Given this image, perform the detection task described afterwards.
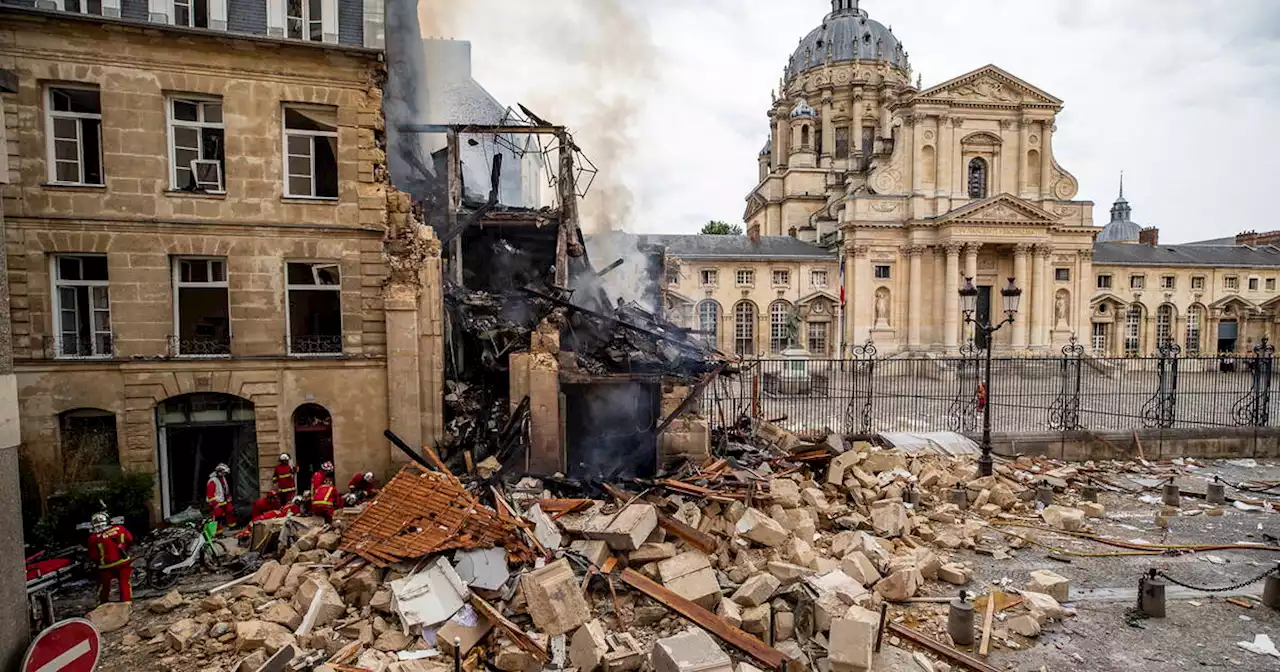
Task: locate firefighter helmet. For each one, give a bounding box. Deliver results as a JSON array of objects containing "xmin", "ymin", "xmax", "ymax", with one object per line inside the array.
[{"xmin": 90, "ymin": 512, "xmax": 109, "ymax": 533}]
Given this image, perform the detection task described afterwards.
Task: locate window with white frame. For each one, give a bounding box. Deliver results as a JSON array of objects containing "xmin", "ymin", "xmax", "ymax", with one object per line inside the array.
[
  {"xmin": 1186, "ymin": 305, "xmax": 1203, "ymax": 355},
  {"xmin": 772, "ymin": 269, "xmax": 790, "ymax": 287},
  {"xmin": 1160, "ymin": 275, "xmax": 1176, "ymax": 290},
  {"xmin": 1124, "ymin": 305, "xmax": 1142, "ymax": 356},
  {"xmin": 62, "ymin": 0, "xmax": 104, "ymax": 14},
  {"xmin": 1129, "ymin": 274, "xmax": 1145, "ymax": 290},
  {"xmin": 168, "ymin": 96, "xmax": 224, "ymax": 192},
  {"xmin": 287, "ymin": 0, "xmax": 324, "ymax": 41},
  {"xmin": 1225, "ymin": 276, "xmax": 1240, "ymax": 291},
  {"xmin": 1091, "ymin": 322, "xmax": 1107, "ymax": 355},
  {"xmin": 807, "ymin": 322, "xmax": 829, "ymax": 356},
  {"xmin": 1097, "ymin": 274, "xmax": 1112, "ymax": 290},
  {"xmin": 283, "ymin": 105, "xmax": 338, "ymax": 198},
  {"xmin": 47, "ymin": 86, "xmax": 103, "ymax": 186},
  {"xmin": 733, "ymin": 301, "xmax": 756, "ymax": 356},
  {"xmin": 53, "ymin": 255, "xmax": 111, "ymax": 358},
  {"xmin": 173, "ymin": 257, "xmax": 230, "ymax": 356},
  {"xmin": 697, "ymin": 300, "xmax": 719, "ymax": 346},
  {"xmin": 1269, "ymin": 278, "xmax": 1277, "ymax": 292},
  {"xmin": 1192, "ymin": 276, "xmax": 1205, "ymax": 290},
  {"xmin": 1249, "ymin": 277, "xmax": 1260, "ymax": 291},
  {"xmin": 1156, "ymin": 304, "xmax": 1173, "ymax": 346},
  {"xmin": 736, "ymin": 269, "xmax": 755, "ymax": 287},
  {"xmin": 810, "ymin": 270, "xmax": 828, "ymax": 288},
  {"xmin": 769, "ymin": 301, "xmax": 794, "ymax": 353},
  {"xmin": 699, "ymin": 269, "xmax": 717, "ymax": 287},
  {"xmin": 173, "ymin": 0, "xmax": 210, "ymax": 27},
  {"xmin": 286, "ymin": 262, "xmax": 342, "ymax": 354}
]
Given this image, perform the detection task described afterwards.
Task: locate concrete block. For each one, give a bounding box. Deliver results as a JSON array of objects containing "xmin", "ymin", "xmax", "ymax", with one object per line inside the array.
[
  {"xmin": 938, "ymin": 563, "xmax": 971, "ymax": 585},
  {"xmin": 1081, "ymin": 502, "xmax": 1105, "ymax": 518},
  {"xmin": 631, "ymin": 542, "xmax": 677, "ymax": 563},
  {"xmin": 873, "ymin": 568, "xmax": 922, "ymax": 602},
  {"xmin": 570, "ymin": 539, "xmax": 612, "ymax": 568},
  {"xmin": 768, "ymin": 561, "xmax": 815, "ymax": 585},
  {"xmin": 840, "ymin": 552, "xmax": 880, "ymax": 587},
  {"xmin": 731, "ymin": 573, "xmax": 780, "ymax": 607},
  {"xmin": 805, "ymin": 569, "xmax": 868, "ymax": 607},
  {"xmin": 1021, "ymin": 591, "xmax": 1066, "ymax": 621},
  {"xmin": 651, "ymin": 628, "xmax": 733, "ymax": 672},
  {"xmin": 870, "ymin": 501, "xmax": 908, "ymax": 538},
  {"xmin": 658, "ymin": 551, "xmax": 721, "ymax": 609},
  {"xmin": 740, "ymin": 604, "xmax": 771, "ymax": 635},
  {"xmin": 716, "ymin": 598, "xmax": 743, "ymax": 627},
  {"xmin": 828, "ymin": 606, "xmax": 879, "ymax": 671},
  {"xmin": 584, "ymin": 503, "xmax": 659, "ymax": 551},
  {"xmin": 1040, "ymin": 505, "xmax": 1085, "ymax": 531},
  {"xmin": 1026, "ymin": 569, "xmax": 1070, "ymax": 602},
  {"xmin": 570, "ymin": 619, "xmax": 609, "ymax": 672},
  {"xmin": 736, "ymin": 508, "xmax": 790, "ymax": 546},
  {"xmin": 521, "ymin": 558, "xmax": 591, "ymax": 636}
]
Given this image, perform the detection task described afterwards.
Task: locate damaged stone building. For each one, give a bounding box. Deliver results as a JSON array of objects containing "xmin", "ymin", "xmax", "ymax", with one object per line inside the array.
[{"xmin": 0, "ymin": 1, "xmax": 449, "ymax": 520}]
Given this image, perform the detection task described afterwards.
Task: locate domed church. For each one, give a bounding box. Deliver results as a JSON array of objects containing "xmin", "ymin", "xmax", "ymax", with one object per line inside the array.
[{"xmin": 745, "ymin": 0, "xmax": 1098, "ymax": 353}]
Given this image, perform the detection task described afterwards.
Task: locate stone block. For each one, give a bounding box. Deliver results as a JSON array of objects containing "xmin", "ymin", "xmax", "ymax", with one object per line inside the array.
[
  {"xmin": 374, "ymin": 630, "xmax": 413, "ymax": 652},
  {"xmin": 570, "ymin": 619, "xmax": 609, "ymax": 672},
  {"xmin": 784, "ymin": 537, "xmax": 816, "ymax": 568},
  {"xmin": 631, "ymin": 542, "xmax": 677, "ymax": 564},
  {"xmin": 292, "ymin": 576, "xmax": 345, "ymax": 627},
  {"xmin": 1021, "ymin": 591, "xmax": 1066, "ymax": 622},
  {"xmin": 1007, "ymin": 614, "xmax": 1041, "ymax": 637},
  {"xmin": 235, "ymin": 620, "xmax": 291, "ymax": 653},
  {"xmin": 262, "ymin": 563, "xmax": 291, "ymax": 595},
  {"xmin": 651, "ymin": 628, "xmax": 733, "ymax": 672},
  {"xmin": 775, "ymin": 611, "xmax": 795, "ymax": 641},
  {"xmin": 658, "ymin": 551, "xmax": 721, "ymax": 609},
  {"xmin": 912, "ymin": 548, "xmax": 941, "ymax": 580},
  {"xmin": 263, "ymin": 602, "xmax": 302, "ymax": 630},
  {"xmin": 87, "ymin": 602, "xmax": 132, "ymax": 634},
  {"xmin": 840, "ymin": 552, "xmax": 880, "ymax": 587},
  {"xmin": 827, "ymin": 451, "xmax": 863, "ymax": 487},
  {"xmin": 495, "ymin": 643, "xmax": 543, "ymax": 672},
  {"xmin": 805, "ymin": 569, "xmax": 868, "ymax": 607},
  {"xmin": 862, "ymin": 451, "xmax": 906, "ymax": 474},
  {"xmin": 1026, "ymin": 569, "xmax": 1070, "ymax": 602},
  {"xmin": 1081, "ymin": 502, "xmax": 1105, "ymax": 518},
  {"xmin": 870, "ymin": 501, "xmax": 907, "ymax": 538},
  {"xmin": 716, "ymin": 598, "xmax": 743, "ymax": 627},
  {"xmin": 731, "ymin": 573, "xmax": 780, "ymax": 607},
  {"xmin": 583, "ymin": 503, "xmax": 658, "ymax": 551},
  {"xmin": 828, "ymin": 606, "xmax": 879, "ymax": 671},
  {"xmin": 521, "ymin": 558, "xmax": 591, "ymax": 636},
  {"xmin": 873, "ymin": 568, "xmax": 922, "ymax": 602},
  {"xmin": 740, "ymin": 604, "xmax": 771, "ymax": 635},
  {"xmin": 603, "ymin": 632, "xmax": 645, "ymax": 672},
  {"xmin": 767, "ymin": 561, "xmax": 815, "ymax": 585},
  {"xmin": 1040, "ymin": 505, "xmax": 1085, "ymax": 531},
  {"xmin": 938, "ymin": 564, "xmax": 971, "ymax": 586},
  {"xmin": 735, "ymin": 508, "xmax": 789, "ymax": 547},
  {"xmin": 770, "ymin": 478, "xmax": 802, "ymax": 508},
  {"xmin": 150, "ymin": 589, "xmax": 184, "ymax": 614},
  {"xmin": 570, "ymin": 540, "xmax": 612, "ymax": 568},
  {"xmin": 801, "ymin": 488, "xmax": 829, "ymax": 510}
]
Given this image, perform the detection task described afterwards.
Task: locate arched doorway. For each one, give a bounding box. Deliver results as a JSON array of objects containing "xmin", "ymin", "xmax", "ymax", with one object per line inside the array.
[
  {"xmin": 292, "ymin": 403, "xmax": 333, "ymax": 494},
  {"xmin": 156, "ymin": 393, "xmax": 257, "ymax": 519}
]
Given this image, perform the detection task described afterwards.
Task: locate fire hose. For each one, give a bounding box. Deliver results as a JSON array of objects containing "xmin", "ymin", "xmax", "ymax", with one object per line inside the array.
[{"xmin": 989, "ymin": 521, "xmax": 1280, "ymax": 554}]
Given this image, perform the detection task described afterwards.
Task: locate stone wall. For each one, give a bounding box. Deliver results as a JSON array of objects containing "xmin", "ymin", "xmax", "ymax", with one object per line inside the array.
[{"xmin": 990, "ymin": 428, "xmax": 1280, "ymax": 462}]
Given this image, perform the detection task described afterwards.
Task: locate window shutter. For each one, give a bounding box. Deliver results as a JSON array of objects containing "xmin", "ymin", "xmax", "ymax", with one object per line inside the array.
[
  {"xmin": 321, "ymin": 0, "xmax": 338, "ymax": 43},
  {"xmin": 101, "ymin": 0, "xmax": 121, "ymax": 17},
  {"xmin": 148, "ymin": 0, "xmax": 169, "ymax": 23},
  {"xmin": 208, "ymin": 0, "xmax": 227, "ymax": 30},
  {"xmin": 266, "ymin": 0, "xmax": 286, "ymax": 37}
]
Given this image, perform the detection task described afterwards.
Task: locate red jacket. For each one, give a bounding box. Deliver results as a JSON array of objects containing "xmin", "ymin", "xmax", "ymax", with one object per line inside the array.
[
  {"xmin": 251, "ymin": 494, "xmax": 281, "ymax": 519},
  {"xmin": 313, "ymin": 483, "xmax": 338, "ymax": 509},
  {"xmin": 348, "ymin": 473, "xmax": 377, "ymax": 494},
  {"xmin": 273, "ymin": 463, "xmax": 297, "ymax": 493},
  {"xmin": 252, "ymin": 503, "xmax": 301, "ymax": 523},
  {"xmin": 311, "ymin": 471, "xmax": 328, "ymax": 492},
  {"xmin": 88, "ymin": 525, "xmax": 133, "ymax": 569}
]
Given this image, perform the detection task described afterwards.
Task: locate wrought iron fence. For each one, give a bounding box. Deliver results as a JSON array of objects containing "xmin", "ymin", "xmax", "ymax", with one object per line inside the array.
[{"xmin": 703, "ymin": 337, "xmax": 1280, "ymax": 439}]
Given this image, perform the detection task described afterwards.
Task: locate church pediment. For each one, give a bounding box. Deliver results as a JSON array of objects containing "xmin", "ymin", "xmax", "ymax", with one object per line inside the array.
[
  {"xmin": 915, "ymin": 65, "xmax": 1062, "ymax": 107},
  {"xmin": 665, "ymin": 289, "xmax": 696, "ymax": 306},
  {"xmin": 934, "ymin": 194, "xmax": 1059, "ymax": 225}
]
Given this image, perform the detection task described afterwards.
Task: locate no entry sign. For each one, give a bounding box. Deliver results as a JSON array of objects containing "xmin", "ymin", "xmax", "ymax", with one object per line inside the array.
[{"xmin": 22, "ymin": 618, "xmax": 101, "ymax": 672}]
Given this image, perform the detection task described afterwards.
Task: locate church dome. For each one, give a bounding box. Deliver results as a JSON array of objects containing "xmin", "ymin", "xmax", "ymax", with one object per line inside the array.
[
  {"xmin": 1097, "ymin": 179, "xmax": 1141, "ymax": 243},
  {"xmin": 786, "ymin": 1, "xmax": 909, "ymax": 79}
]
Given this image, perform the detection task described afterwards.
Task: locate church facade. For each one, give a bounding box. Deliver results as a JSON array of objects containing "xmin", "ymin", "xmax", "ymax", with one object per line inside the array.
[{"xmin": 746, "ymin": 0, "xmax": 1098, "ymax": 353}]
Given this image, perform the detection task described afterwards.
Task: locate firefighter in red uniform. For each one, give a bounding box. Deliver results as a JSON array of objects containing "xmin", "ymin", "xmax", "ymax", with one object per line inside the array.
[
  {"xmin": 250, "ymin": 489, "xmax": 281, "ymax": 520},
  {"xmin": 312, "ymin": 476, "xmax": 338, "ymax": 523},
  {"xmin": 311, "ymin": 460, "xmax": 334, "ymax": 494},
  {"xmin": 206, "ymin": 463, "xmax": 235, "ymax": 530},
  {"xmin": 87, "ymin": 512, "xmax": 133, "ymax": 603},
  {"xmin": 272, "ymin": 453, "xmax": 297, "ymax": 501},
  {"xmin": 347, "ymin": 471, "xmax": 379, "ymax": 502}
]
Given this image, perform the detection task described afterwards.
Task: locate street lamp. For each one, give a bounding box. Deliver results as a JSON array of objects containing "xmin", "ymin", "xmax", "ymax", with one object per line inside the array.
[{"xmin": 959, "ymin": 276, "xmax": 1022, "ymax": 476}]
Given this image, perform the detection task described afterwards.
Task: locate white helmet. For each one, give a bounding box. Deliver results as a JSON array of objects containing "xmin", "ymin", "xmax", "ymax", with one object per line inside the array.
[
  {"xmin": 215, "ymin": 463, "xmax": 230, "ymax": 475},
  {"xmin": 90, "ymin": 512, "xmax": 109, "ymax": 534},
  {"xmin": 320, "ymin": 461, "xmax": 334, "ymax": 472},
  {"xmin": 364, "ymin": 471, "xmax": 374, "ymax": 482},
  {"xmin": 278, "ymin": 453, "xmax": 291, "ymax": 463}
]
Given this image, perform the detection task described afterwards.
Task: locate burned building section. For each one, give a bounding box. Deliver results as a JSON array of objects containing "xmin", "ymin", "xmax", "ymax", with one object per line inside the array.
[{"xmin": 412, "ymin": 118, "xmax": 723, "ymax": 481}]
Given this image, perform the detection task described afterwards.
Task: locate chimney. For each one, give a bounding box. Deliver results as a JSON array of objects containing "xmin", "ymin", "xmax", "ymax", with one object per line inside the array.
[
  {"xmin": 1138, "ymin": 227, "xmax": 1159, "ymax": 246},
  {"xmin": 748, "ymin": 224, "xmax": 761, "ymax": 244},
  {"xmin": 1237, "ymin": 230, "xmax": 1260, "ymax": 246}
]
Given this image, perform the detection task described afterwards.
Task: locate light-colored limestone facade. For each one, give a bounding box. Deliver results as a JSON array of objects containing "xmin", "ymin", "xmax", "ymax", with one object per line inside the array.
[
  {"xmin": 1, "ymin": 4, "xmax": 443, "ymax": 518},
  {"xmin": 745, "ymin": 1, "xmax": 1097, "ymax": 354},
  {"xmin": 655, "ymin": 235, "xmax": 840, "ymax": 357}
]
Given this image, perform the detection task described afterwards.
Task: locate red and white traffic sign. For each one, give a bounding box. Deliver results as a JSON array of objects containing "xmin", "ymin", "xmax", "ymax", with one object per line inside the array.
[{"xmin": 22, "ymin": 618, "xmax": 101, "ymax": 672}]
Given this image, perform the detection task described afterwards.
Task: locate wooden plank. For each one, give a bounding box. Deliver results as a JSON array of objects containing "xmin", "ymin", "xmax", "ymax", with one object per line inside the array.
[
  {"xmin": 619, "ymin": 568, "xmax": 784, "ymax": 670},
  {"xmin": 978, "ymin": 590, "xmax": 996, "ymax": 656},
  {"xmin": 656, "ymin": 511, "xmax": 719, "ymax": 555},
  {"xmin": 887, "ymin": 622, "xmax": 1001, "ymax": 672},
  {"xmin": 471, "ymin": 594, "xmax": 550, "ymax": 662}
]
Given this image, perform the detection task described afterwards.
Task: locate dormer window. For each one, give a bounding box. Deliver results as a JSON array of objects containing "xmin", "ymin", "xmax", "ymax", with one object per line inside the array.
[
  {"xmin": 173, "ymin": 0, "xmax": 210, "ymax": 28},
  {"xmin": 287, "ymin": 0, "xmax": 323, "ymax": 41},
  {"xmin": 62, "ymin": 0, "xmax": 103, "ymax": 14}
]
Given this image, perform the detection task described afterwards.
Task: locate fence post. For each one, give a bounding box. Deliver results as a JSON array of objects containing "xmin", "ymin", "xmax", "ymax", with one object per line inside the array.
[
  {"xmin": 948, "ymin": 339, "xmax": 981, "ymax": 433},
  {"xmin": 1049, "ymin": 335, "xmax": 1084, "ymax": 431},
  {"xmin": 1143, "ymin": 340, "xmax": 1180, "ymax": 429},
  {"xmin": 845, "ymin": 340, "xmax": 877, "ymax": 436},
  {"xmin": 1234, "ymin": 336, "xmax": 1275, "ymax": 428}
]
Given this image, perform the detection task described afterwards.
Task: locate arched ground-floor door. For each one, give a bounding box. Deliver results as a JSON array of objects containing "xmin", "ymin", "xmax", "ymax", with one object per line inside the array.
[
  {"xmin": 292, "ymin": 403, "xmax": 333, "ymax": 496},
  {"xmin": 156, "ymin": 393, "xmax": 257, "ymax": 520}
]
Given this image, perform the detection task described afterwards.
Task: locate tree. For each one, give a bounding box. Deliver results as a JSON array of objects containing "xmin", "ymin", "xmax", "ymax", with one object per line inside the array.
[{"xmin": 700, "ymin": 220, "xmax": 743, "ymax": 235}]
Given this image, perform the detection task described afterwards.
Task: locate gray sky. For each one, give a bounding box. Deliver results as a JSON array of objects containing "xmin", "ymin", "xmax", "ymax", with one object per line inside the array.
[{"xmin": 423, "ymin": 0, "xmax": 1280, "ymax": 244}]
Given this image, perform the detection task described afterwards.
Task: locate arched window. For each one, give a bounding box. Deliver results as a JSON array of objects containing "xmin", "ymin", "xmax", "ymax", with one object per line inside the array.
[
  {"xmin": 801, "ymin": 125, "xmax": 810, "ymax": 148},
  {"xmin": 1186, "ymin": 305, "xmax": 1204, "ymax": 354},
  {"xmin": 770, "ymin": 301, "xmax": 794, "ymax": 353},
  {"xmin": 58, "ymin": 408, "xmax": 119, "ymax": 483},
  {"xmin": 733, "ymin": 301, "xmax": 757, "ymax": 356},
  {"xmin": 1124, "ymin": 305, "xmax": 1143, "ymax": 356},
  {"xmin": 967, "ymin": 157, "xmax": 988, "ymax": 199},
  {"xmin": 1156, "ymin": 304, "xmax": 1174, "ymax": 347},
  {"xmin": 697, "ymin": 300, "xmax": 720, "ymax": 346}
]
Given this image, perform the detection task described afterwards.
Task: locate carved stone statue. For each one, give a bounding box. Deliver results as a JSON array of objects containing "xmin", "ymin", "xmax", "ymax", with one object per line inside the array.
[
  {"xmin": 1054, "ymin": 294, "xmax": 1067, "ymax": 325},
  {"xmin": 874, "ymin": 290, "xmax": 889, "ymax": 326}
]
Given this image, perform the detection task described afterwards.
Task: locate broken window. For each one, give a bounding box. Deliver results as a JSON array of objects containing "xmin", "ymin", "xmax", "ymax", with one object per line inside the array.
[
  {"xmin": 770, "ymin": 300, "xmax": 794, "ymax": 353},
  {"xmin": 807, "ymin": 321, "xmax": 829, "ymax": 356},
  {"xmin": 283, "ymin": 105, "xmax": 338, "ymax": 198},
  {"xmin": 53, "ymin": 255, "xmax": 112, "ymax": 358},
  {"xmin": 58, "ymin": 408, "xmax": 119, "ymax": 482},
  {"xmin": 697, "ymin": 300, "xmax": 719, "ymax": 346},
  {"xmin": 286, "ymin": 261, "xmax": 342, "ymax": 355},
  {"xmin": 173, "ymin": 257, "xmax": 230, "ymax": 356},
  {"xmin": 173, "ymin": 0, "xmax": 209, "ymax": 27},
  {"xmin": 169, "ymin": 97, "xmax": 224, "ymax": 192},
  {"xmin": 699, "ymin": 269, "xmax": 717, "ymax": 287},
  {"xmin": 835, "ymin": 127, "xmax": 849, "ymax": 159},
  {"xmin": 47, "ymin": 86, "xmax": 103, "ymax": 185},
  {"xmin": 287, "ymin": 0, "xmax": 323, "ymax": 40},
  {"xmin": 734, "ymin": 301, "xmax": 756, "ymax": 356}
]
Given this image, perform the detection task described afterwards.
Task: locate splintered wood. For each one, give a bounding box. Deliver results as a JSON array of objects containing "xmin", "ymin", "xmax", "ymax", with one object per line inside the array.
[{"xmin": 340, "ymin": 465, "xmax": 534, "ymax": 566}]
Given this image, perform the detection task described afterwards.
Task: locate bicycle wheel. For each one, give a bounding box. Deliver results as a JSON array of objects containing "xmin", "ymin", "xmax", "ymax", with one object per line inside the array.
[
  {"xmin": 147, "ymin": 552, "xmax": 181, "ymax": 590},
  {"xmin": 200, "ymin": 541, "xmax": 225, "ymax": 571}
]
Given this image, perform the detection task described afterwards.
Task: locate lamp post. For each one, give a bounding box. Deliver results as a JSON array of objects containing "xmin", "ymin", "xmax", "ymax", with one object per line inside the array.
[{"xmin": 959, "ymin": 276, "xmax": 1022, "ymax": 476}]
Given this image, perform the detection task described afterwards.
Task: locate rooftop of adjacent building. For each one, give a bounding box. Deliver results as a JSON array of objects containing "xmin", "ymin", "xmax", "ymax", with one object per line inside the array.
[{"xmin": 590, "ymin": 233, "xmax": 836, "ymax": 262}]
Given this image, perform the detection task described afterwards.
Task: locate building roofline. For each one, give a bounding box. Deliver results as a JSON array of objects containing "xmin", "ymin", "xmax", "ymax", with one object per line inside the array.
[
  {"xmin": 0, "ymin": 5, "xmax": 383, "ymax": 57},
  {"xmin": 670, "ymin": 254, "xmax": 837, "ymax": 261}
]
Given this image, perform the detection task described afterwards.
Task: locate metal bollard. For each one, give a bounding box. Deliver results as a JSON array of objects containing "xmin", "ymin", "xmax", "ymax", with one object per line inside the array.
[
  {"xmin": 1264, "ymin": 569, "xmax": 1280, "ymax": 610},
  {"xmin": 1206, "ymin": 477, "xmax": 1226, "ymax": 505},
  {"xmin": 949, "ymin": 487, "xmax": 969, "ymax": 510},
  {"xmin": 1036, "ymin": 485, "xmax": 1054, "ymax": 507},
  {"xmin": 948, "ymin": 590, "xmax": 975, "ymax": 646},
  {"xmin": 1140, "ymin": 570, "xmax": 1166, "ymax": 618},
  {"xmin": 1162, "ymin": 480, "xmax": 1181, "ymax": 507},
  {"xmin": 904, "ymin": 486, "xmax": 920, "ymax": 506},
  {"xmin": 1081, "ymin": 485, "xmax": 1099, "ymax": 502}
]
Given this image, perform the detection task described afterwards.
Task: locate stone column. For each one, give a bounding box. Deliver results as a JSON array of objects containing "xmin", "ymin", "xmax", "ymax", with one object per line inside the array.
[
  {"xmin": 850, "ymin": 245, "xmax": 871, "ymax": 345},
  {"xmin": 907, "ymin": 114, "xmax": 923, "ymax": 194},
  {"xmin": 1077, "ymin": 249, "xmax": 1093, "ymax": 341},
  {"xmin": 384, "ymin": 280, "xmax": 423, "ymax": 460},
  {"xmin": 1039, "ymin": 120, "xmax": 1054, "ymax": 200},
  {"xmin": 0, "ymin": 200, "xmax": 25, "ymax": 671},
  {"xmin": 821, "ymin": 93, "xmax": 835, "ymax": 167},
  {"xmin": 963, "ymin": 244, "xmax": 979, "ymax": 343},
  {"xmin": 951, "ymin": 118, "xmax": 966, "ymax": 205},
  {"xmin": 775, "ymin": 111, "xmax": 788, "ymax": 167},
  {"xmin": 1012, "ymin": 244, "xmax": 1032, "ymax": 349},
  {"xmin": 1031, "ymin": 246, "xmax": 1051, "ymax": 348},
  {"xmin": 931, "ymin": 248, "xmax": 945, "ymax": 348},
  {"xmin": 417, "ymin": 242, "xmax": 445, "ymax": 446},
  {"xmin": 943, "ymin": 243, "xmax": 962, "ymax": 349},
  {"xmin": 1018, "ymin": 117, "xmax": 1032, "ymax": 199},
  {"xmin": 938, "ymin": 115, "xmax": 953, "ymax": 201},
  {"xmin": 906, "ymin": 245, "xmax": 925, "ymax": 349}
]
